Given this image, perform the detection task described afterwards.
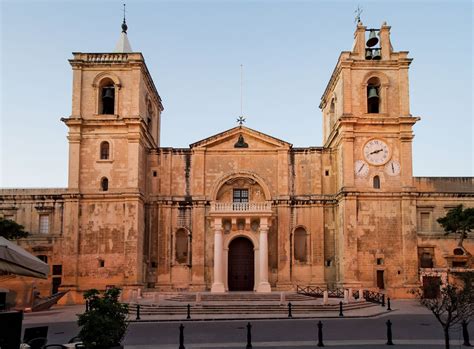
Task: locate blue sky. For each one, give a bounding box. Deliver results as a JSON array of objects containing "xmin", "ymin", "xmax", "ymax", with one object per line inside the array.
[{"xmin": 0, "ymin": 0, "xmax": 472, "ymax": 187}]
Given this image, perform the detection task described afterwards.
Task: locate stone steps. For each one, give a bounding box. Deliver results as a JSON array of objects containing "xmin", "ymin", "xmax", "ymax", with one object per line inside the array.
[
  {"xmin": 127, "ymin": 301, "xmax": 375, "ymax": 315},
  {"xmin": 158, "ymin": 292, "xmax": 317, "ymax": 303}
]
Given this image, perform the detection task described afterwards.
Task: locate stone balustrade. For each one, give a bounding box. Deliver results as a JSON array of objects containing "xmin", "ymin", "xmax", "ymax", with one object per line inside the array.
[{"xmin": 211, "ymin": 202, "xmax": 272, "ymax": 213}]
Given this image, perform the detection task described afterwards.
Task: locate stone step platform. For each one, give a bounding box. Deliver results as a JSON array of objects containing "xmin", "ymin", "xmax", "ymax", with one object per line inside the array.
[
  {"xmin": 127, "ymin": 301, "xmax": 376, "ymax": 315},
  {"xmin": 143, "ymin": 291, "xmax": 318, "ymax": 303}
]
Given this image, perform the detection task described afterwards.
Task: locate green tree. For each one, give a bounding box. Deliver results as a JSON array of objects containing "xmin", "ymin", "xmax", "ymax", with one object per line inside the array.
[
  {"xmin": 78, "ymin": 288, "xmax": 129, "ymax": 348},
  {"xmin": 0, "ymin": 217, "xmax": 29, "ymax": 240},
  {"xmin": 437, "ymin": 204, "xmax": 474, "ymax": 247}
]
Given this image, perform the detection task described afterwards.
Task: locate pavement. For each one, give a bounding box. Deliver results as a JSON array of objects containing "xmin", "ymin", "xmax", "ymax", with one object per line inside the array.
[
  {"xmin": 22, "ymin": 299, "xmax": 433, "ymax": 325},
  {"xmin": 20, "ymin": 300, "xmax": 473, "ymax": 348}
]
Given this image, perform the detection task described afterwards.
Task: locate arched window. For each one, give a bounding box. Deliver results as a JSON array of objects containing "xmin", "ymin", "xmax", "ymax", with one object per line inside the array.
[
  {"xmin": 101, "ymin": 177, "xmax": 109, "ymax": 191},
  {"xmin": 100, "ymin": 141, "xmax": 110, "ymax": 160},
  {"xmin": 99, "ymin": 78, "xmax": 115, "ymax": 115},
  {"xmin": 367, "ymin": 77, "xmax": 381, "ymax": 114},
  {"xmin": 294, "ymin": 227, "xmax": 308, "ymax": 263},
  {"xmin": 373, "ymin": 175, "xmax": 381, "ymax": 189},
  {"xmin": 175, "ymin": 229, "xmax": 189, "ymax": 264},
  {"xmin": 329, "ymin": 98, "xmax": 335, "ymax": 128}
]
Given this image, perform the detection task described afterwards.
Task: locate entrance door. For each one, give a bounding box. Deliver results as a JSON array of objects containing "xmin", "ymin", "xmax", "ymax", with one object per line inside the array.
[
  {"xmin": 228, "ymin": 237, "xmax": 254, "ymax": 291},
  {"xmin": 376, "ymin": 270, "xmax": 385, "ymax": 289},
  {"xmin": 423, "ymin": 276, "xmax": 441, "ymax": 298}
]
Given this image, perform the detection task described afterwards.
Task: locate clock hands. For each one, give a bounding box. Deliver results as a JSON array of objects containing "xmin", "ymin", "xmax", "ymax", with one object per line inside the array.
[
  {"xmin": 391, "ymin": 162, "xmax": 395, "ymax": 172},
  {"xmin": 357, "ymin": 164, "xmax": 365, "ymax": 173},
  {"xmin": 369, "ymin": 148, "xmax": 384, "ymax": 155}
]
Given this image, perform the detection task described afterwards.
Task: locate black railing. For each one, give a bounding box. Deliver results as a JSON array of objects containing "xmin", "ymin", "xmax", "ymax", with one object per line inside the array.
[
  {"xmin": 296, "ymin": 285, "xmax": 346, "ymax": 299},
  {"xmin": 363, "ymin": 290, "xmax": 385, "ymax": 305}
]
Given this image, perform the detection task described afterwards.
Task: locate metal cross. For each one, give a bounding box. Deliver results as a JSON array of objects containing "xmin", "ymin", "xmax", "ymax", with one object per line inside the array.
[
  {"xmin": 354, "ymin": 6, "xmax": 363, "ymax": 24},
  {"xmin": 237, "ymin": 115, "xmax": 246, "ymax": 126}
]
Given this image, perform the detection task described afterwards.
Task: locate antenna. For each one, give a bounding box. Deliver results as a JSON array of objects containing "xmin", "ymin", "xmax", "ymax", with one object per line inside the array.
[
  {"xmin": 123, "ymin": 3, "xmax": 126, "ymax": 22},
  {"xmin": 354, "ymin": 5, "xmax": 363, "ymax": 24},
  {"xmin": 237, "ymin": 64, "xmax": 246, "ymax": 126}
]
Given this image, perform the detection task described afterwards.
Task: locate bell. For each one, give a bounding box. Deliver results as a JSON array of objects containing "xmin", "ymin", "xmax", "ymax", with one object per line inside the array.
[
  {"xmin": 102, "ymin": 87, "xmax": 114, "ymax": 99},
  {"xmin": 372, "ymin": 49, "xmax": 381, "ymax": 60},
  {"xmin": 365, "ymin": 49, "xmax": 373, "ymax": 60},
  {"xmin": 366, "ymin": 30, "xmax": 379, "ymax": 47},
  {"xmin": 367, "ymin": 86, "xmax": 379, "ymax": 99}
]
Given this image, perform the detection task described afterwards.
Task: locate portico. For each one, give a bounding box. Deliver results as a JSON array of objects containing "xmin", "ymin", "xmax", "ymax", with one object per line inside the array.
[{"xmin": 210, "ymin": 202, "xmax": 273, "ymax": 293}]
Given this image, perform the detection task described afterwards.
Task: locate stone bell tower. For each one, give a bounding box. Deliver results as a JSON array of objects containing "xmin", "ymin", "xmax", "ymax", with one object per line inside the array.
[
  {"xmin": 60, "ymin": 18, "xmax": 163, "ymax": 301},
  {"xmin": 320, "ymin": 22, "xmax": 420, "ymax": 295}
]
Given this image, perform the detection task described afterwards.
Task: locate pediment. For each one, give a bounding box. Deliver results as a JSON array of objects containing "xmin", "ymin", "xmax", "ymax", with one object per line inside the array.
[{"xmin": 190, "ymin": 126, "xmax": 292, "ymax": 150}]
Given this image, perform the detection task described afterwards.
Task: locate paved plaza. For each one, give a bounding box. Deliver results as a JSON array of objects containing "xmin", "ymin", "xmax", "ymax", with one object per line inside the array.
[{"xmin": 21, "ymin": 300, "xmax": 473, "ymax": 348}]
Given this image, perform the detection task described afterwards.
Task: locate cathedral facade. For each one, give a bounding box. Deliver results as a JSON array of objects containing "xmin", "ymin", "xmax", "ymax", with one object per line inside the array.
[{"xmin": 1, "ymin": 22, "xmax": 473, "ymax": 306}]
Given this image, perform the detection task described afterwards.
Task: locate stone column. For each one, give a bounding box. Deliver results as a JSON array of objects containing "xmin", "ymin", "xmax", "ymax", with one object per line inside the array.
[
  {"xmin": 211, "ymin": 219, "xmax": 225, "ymax": 293},
  {"xmin": 257, "ymin": 219, "xmax": 271, "ymax": 292}
]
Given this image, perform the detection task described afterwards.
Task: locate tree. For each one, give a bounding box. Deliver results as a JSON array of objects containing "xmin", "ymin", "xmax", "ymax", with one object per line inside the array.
[
  {"xmin": 437, "ymin": 204, "xmax": 474, "ymax": 247},
  {"xmin": 0, "ymin": 217, "xmax": 29, "ymax": 240},
  {"xmin": 413, "ymin": 277, "xmax": 474, "ymax": 349},
  {"xmin": 77, "ymin": 288, "xmax": 129, "ymax": 348}
]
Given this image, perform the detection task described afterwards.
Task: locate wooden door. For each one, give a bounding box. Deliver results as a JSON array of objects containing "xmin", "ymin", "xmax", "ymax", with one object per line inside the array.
[
  {"xmin": 228, "ymin": 237, "xmax": 254, "ymax": 291},
  {"xmin": 376, "ymin": 270, "xmax": 385, "ymax": 289},
  {"xmin": 423, "ymin": 276, "xmax": 441, "ymax": 298}
]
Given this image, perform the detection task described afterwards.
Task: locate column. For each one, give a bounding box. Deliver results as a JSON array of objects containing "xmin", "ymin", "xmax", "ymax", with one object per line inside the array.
[
  {"xmin": 257, "ymin": 218, "xmax": 271, "ymax": 292},
  {"xmin": 211, "ymin": 218, "xmax": 225, "ymax": 293}
]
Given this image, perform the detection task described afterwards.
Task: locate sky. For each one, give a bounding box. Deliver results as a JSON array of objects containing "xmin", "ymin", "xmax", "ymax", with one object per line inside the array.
[{"xmin": 0, "ymin": 0, "xmax": 472, "ymax": 187}]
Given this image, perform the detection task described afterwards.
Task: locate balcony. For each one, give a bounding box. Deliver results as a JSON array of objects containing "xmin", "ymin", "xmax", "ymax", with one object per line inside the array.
[{"xmin": 210, "ymin": 202, "xmax": 272, "ymax": 216}]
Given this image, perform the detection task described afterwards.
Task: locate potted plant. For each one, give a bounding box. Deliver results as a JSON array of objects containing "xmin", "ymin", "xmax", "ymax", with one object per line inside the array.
[{"xmin": 77, "ymin": 287, "xmax": 129, "ymax": 349}]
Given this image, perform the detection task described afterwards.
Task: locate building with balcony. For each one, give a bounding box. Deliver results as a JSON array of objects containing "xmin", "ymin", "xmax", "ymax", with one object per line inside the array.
[{"xmin": 0, "ymin": 20, "xmax": 473, "ymax": 307}]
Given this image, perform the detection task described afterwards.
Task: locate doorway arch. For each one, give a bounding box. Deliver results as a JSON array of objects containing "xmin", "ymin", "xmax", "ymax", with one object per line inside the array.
[{"xmin": 228, "ymin": 237, "xmax": 254, "ymax": 291}]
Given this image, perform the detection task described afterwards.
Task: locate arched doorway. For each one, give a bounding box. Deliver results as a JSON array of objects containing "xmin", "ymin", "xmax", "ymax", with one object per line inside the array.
[{"xmin": 228, "ymin": 237, "xmax": 254, "ymax": 291}]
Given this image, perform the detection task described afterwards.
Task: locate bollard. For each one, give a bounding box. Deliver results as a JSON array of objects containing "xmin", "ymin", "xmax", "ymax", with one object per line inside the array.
[
  {"xmin": 187, "ymin": 304, "xmax": 191, "ymax": 319},
  {"xmin": 323, "ymin": 290, "xmax": 328, "ymax": 305},
  {"xmin": 85, "ymin": 300, "xmax": 89, "ymax": 312},
  {"xmin": 179, "ymin": 323, "xmax": 185, "ymax": 349},
  {"xmin": 386, "ymin": 319, "xmax": 394, "ymax": 345},
  {"xmin": 317, "ymin": 321, "xmax": 324, "ymax": 347},
  {"xmin": 387, "ymin": 297, "xmax": 391, "ymax": 311},
  {"xmin": 462, "ymin": 320, "xmax": 471, "ymax": 346},
  {"xmin": 136, "ymin": 304, "xmax": 141, "ymax": 320},
  {"xmin": 288, "ymin": 302, "xmax": 293, "ymax": 318},
  {"xmin": 246, "ymin": 322, "xmax": 252, "ymax": 349},
  {"xmin": 339, "ymin": 301, "xmax": 343, "ymax": 317},
  {"xmin": 381, "ymin": 294, "xmax": 385, "ymax": 307}
]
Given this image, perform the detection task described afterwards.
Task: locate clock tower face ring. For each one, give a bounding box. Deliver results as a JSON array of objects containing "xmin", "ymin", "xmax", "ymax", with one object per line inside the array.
[{"xmin": 363, "ymin": 138, "xmax": 391, "ymax": 166}]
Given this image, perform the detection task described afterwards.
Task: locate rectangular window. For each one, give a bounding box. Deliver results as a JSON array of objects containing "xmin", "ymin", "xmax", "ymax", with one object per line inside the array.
[
  {"xmin": 39, "ymin": 214, "xmax": 50, "ymax": 234},
  {"xmin": 52, "ymin": 265, "xmax": 62, "ymax": 276},
  {"xmin": 233, "ymin": 189, "xmax": 249, "ymax": 203},
  {"xmin": 420, "ymin": 212, "xmax": 431, "ymax": 231}
]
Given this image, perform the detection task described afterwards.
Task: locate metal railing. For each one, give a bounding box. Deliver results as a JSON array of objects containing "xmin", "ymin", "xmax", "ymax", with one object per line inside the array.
[{"xmin": 363, "ymin": 290, "xmax": 385, "ymax": 305}]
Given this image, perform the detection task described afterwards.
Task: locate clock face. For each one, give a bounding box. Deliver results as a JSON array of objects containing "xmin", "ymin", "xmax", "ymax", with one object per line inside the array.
[
  {"xmin": 385, "ymin": 160, "xmax": 401, "ymax": 176},
  {"xmin": 363, "ymin": 139, "xmax": 390, "ymax": 165},
  {"xmin": 354, "ymin": 160, "xmax": 369, "ymax": 177}
]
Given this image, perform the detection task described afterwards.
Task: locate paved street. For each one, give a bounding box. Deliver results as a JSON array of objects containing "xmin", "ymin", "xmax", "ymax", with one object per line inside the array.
[{"xmin": 23, "ymin": 313, "xmax": 472, "ymax": 348}]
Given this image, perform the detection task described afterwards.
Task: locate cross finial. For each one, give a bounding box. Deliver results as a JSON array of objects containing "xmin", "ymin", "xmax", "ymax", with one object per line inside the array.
[
  {"xmin": 237, "ymin": 116, "xmax": 246, "ymax": 126},
  {"xmin": 121, "ymin": 4, "xmax": 128, "ymax": 33},
  {"xmin": 354, "ymin": 5, "xmax": 363, "ymax": 24}
]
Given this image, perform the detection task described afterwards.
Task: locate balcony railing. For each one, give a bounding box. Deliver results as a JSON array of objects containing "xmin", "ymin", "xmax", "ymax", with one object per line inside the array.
[{"xmin": 210, "ymin": 202, "xmax": 272, "ymax": 213}]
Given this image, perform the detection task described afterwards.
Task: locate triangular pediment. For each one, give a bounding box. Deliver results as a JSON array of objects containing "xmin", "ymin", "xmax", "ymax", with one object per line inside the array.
[{"xmin": 190, "ymin": 126, "xmax": 292, "ymax": 150}]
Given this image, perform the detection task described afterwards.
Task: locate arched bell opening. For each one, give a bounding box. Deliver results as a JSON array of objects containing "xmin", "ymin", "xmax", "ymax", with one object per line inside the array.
[{"xmin": 367, "ymin": 77, "xmax": 381, "ymax": 114}]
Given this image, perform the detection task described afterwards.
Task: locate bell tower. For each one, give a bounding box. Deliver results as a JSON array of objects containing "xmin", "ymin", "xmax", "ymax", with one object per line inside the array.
[
  {"xmin": 61, "ymin": 19, "xmax": 163, "ymax": 300},
  {"xmin": 320, "ymin": 22, "xmax": 420, "ymax": 294}
]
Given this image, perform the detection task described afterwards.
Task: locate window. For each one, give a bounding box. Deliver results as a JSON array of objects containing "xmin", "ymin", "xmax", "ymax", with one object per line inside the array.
[
  {"xmin": 39, "ymin": 214, "xmax": 49, "ymax": 234},
  {"xmin": 233, "ymin": 189, "xmax": 249, "ymax": 203},
  {"xmin": 98, "ymin": 259, "xmax": 105, "ymax": 268},
  {"xmin": 418, "ymin": 247, "xmax": 434, "ymax": 268},
  {"xmin": 175, "ymin": 229, "xmax": 189, "ymax": 264},
  {"xmin": 100, "ymin": 141, "xmax": 110, "ymax": 160},
  {"xmin": 37, "ymin": 255, "xmax": 48, "ymax": 263},
  {"xmin": 101, "ymin": 177, "xmax": 109, "ymax": 191},
  {"xmin": 294, "ymin": 227, "xmax": 308, "ymax": 263},
  {"xmin": 420, "ymin": 212, "xmax": 431, "ymax": 231},
  {"xmin": 52, "ymin": 265, "xmax": 62, "ymax": 275},
  {"xmin": 101, "ymin": 84, "xmax": 115, "ymax": 114},
  {"xmin": 373, "ymin": 176, "xmax": 380, "ymax": 189},
  {"xmin": 367, "ymin": 77, "xmax": 381, "ymax": 113}
]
